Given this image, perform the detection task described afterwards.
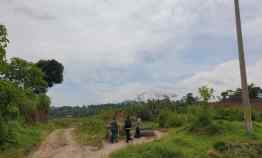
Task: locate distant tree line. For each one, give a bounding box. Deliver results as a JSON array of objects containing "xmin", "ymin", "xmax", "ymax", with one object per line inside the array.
[
  {"xmin": 221, "ymin": 83, "xmax": 262, "ymax": 101},
  {"xmin": 50, "ymin": 84, "xmax": 262, "ymax": 120}
]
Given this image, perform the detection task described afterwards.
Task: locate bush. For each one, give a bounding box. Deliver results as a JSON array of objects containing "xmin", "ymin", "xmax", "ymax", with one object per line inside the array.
[
  {"xmin": 0, "ymin": 81, "xmax": 21, "ymax": 121},
  {"xmin": 189, "ymin": 108, "xmax": 221, "ymax": 135},
  {"xmin": 0, "ymin": 118, "xmax": 8, "ymax": 147},
  {"xmin": 158, "ymin": 111, "xmax": 185, "ymax": 128},
  {"xmin": 252, "ymin": 112, "xmax": 262, "ymax": 122},
  {"xmin": 138, "ymin": 110, "xmax": 154, "ymax": 121},
  {"xmin": 213, "ymin": 108, "xmax": 243, "ymax": 121}
]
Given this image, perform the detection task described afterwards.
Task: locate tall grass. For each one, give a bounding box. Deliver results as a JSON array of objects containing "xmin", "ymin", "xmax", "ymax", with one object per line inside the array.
[
  {"xmin": 0, "ymin": 121, "xmax": 56, "ymax": 158},
  {"xmin": 0, "ymin": 118, "xmax": 83, "ymax": 158},
  {"xmin": 111, "ymin": 121, "xmax": 262, "ymax": 158},
  {"xmin": 73, "ymin": 118, "xmax": 107, "ymax": 149},
  {"xmin": 111, "ymin": 105, "xmax": 262, "ymax": 158}
]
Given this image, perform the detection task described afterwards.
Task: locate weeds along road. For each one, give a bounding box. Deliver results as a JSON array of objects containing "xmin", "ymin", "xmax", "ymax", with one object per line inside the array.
[{"xmin": 29, "ymin": 128, "xmax": 166, "ymax": 158}]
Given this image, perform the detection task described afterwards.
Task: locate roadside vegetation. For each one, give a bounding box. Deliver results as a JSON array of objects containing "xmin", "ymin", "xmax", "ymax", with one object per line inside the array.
[
  {"xmin": 74, "ymin": 118, "xmax": 107, "ymax": 149},
  {"xmin": 109, "ymin": 86, "xmax": 262, "ymax": 158},
  {"xmin": 111, "ymin": 106, "xmax": 262, "ymax": 158},
  {"xmin": 0, "ymin": 25, "xmax": 64, "ymax": 158}
]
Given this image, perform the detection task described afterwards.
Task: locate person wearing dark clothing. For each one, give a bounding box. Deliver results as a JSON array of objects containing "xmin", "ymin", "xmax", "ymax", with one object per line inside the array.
[
  {"xmin": 110, "ymin": 118, "xmax": 118, "ymax": 143},
  {"xmin": 124, "ymin": 116, "xmax": 132, "ymax": 143},
  {"xmin": 135, "ymin": 118, "xmax": 141, "ymax": 138}
]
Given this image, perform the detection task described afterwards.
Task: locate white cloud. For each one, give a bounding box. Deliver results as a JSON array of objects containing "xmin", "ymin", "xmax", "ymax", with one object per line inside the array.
[
  {"xmin": 176, "ymin": 58, "xmax": 262, "ymax": 97},
  {"xmin": 1, "ymin": 0, "xmax": 262, "ymax": 105}
]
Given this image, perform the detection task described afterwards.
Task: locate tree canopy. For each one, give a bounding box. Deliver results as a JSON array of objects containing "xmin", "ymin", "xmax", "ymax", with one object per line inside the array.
[
  {"xmin": 5, "ymin": 57, "xmax": 48, "ymax": 93},
  {"xmin": 36, "ymin": 59, "xmax": 64, "ymax": 87},
  {"xmin": 221, "ymin": 83, "xmax": 262, "ymax": 101}
]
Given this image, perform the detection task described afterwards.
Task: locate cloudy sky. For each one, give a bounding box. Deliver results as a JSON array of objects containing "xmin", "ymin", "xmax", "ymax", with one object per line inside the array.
[{"xmin": 0, "ymin": 0, "xmax": 261, "ymax": 106}]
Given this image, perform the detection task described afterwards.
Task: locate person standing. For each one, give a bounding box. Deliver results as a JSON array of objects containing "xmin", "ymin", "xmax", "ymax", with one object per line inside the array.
[
  {"xmin": 135, "ymin": 117, "xmax": 142, "ymax": 138},
  {"xmin": 110, "ymin": 117, "xmax": 118, "ymax": 143},
  {"xmin": 124, "ymin": 116, "xmax": 132, "ymax": 143}
]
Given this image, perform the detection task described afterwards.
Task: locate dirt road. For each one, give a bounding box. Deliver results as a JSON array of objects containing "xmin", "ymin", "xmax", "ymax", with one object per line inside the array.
[{"xmin": 29, "ymin": 128, "xmax": 165, "ymax": 158}]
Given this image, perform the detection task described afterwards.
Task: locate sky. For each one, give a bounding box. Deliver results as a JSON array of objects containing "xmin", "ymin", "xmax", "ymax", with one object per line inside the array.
[{"xmin": 0, "ymin": 0, "xmax": 261, "ymax": 106}]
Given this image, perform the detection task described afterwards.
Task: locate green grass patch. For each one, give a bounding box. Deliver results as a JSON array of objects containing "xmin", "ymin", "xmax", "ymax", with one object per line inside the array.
[
  {"xmin": 111, "ymin": 121, "xmax": 262, "ymax": 158},
  {"xmin": 0, "ymin": 121, "xmax": 55, "ymax": 158}
]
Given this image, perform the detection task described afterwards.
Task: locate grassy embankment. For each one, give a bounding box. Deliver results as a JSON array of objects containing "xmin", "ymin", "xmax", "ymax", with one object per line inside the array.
[
  {"xmin": 0, "ymin": 114, "xmax": 120, "ymax": 158},
  {"xmin": 0, "ymin": 118, "xmax": 84, "ymax": 158},
  {"xmin": 0, "ymin": 122, "xmax": 55, "ymax": 158},
  {"xmin": 111, "ymin": 106, "xmax": 262, "ymax": 158},
  {"xmin": 111, "ymin": 121, "xmax": 262, "ymax": 158}
]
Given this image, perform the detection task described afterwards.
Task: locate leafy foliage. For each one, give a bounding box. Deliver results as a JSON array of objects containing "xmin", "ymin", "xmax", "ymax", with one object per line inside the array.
[
  {"xmin": 221, "ymin": 83, "xmax": 262, "ymax": 101},
  {"xmin": 181, "ymin": 93, "xmax": 198, "ymax": 105},
  {"xmin": 199, "ymin": 86, "xmax": 214, "ymax": 103},
  {"xmin": 36, "ymin": 59, "xmax": 64, "ymax": 87},
  {"xmin": 0, "ymin": 25, "xmax": 9, "ymax": 65},
  {"xmin": 5, "ymin": 58, "xmax": 48, "ymax": 93},
  {"xmin": 0, "ymin": 81, "xmax": 21, "ymax": 121},
  {"xmin": 0, "ymin": 24, "xmax": 63, "ymax": 150},
  {"xmin": 158, "ymin": 111, "xmax": 185, "ymax": 128}
]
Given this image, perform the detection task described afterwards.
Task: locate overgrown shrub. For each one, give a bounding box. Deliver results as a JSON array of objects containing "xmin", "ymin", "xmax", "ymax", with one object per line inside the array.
[
  {"xmin": 188, "ymin": 107, "xmax": 221, "ymax": 135},
  {"xmin": 158, "ymin": 111, "xmax": 186, "ymax": 128},
  {"xmin": 252, "ymin": 112, "xmax": 262, "ymax": 122},
  {"xmin": 0, "ymin": 81, "xmax": 21, "ymax": 121},
  {"xmin": 0, "ymin": 117, "xmax": 8, "ymax": 147},
  {"xmin": 138, "ymin": 110, "xmax": 154, "ymax": 121},
  {"xmin": 213, "ymin": 108, "xmax": 243, "ymax": 121}
]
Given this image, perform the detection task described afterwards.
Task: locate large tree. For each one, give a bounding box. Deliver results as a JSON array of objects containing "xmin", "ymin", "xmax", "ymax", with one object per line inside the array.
[{"xmin": 36, "ymin": 59, "xmax": 64, "ymax": 87}]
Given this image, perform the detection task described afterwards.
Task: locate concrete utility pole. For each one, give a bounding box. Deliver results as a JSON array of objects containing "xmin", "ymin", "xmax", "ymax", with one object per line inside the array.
[{"xmin": 233, "ymin": 0, "xmax": 252, "ymax": 133}]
